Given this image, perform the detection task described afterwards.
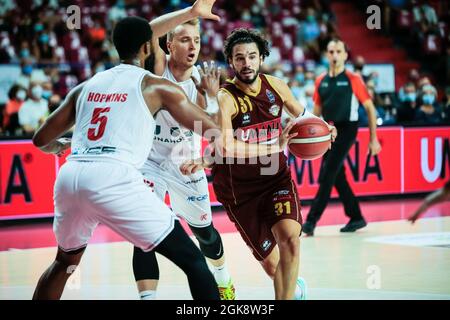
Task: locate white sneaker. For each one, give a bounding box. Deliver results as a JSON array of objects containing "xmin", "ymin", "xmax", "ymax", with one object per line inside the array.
[{"xmin": 294, "ymin": 277, "xmax": 308, "ymax": 300}]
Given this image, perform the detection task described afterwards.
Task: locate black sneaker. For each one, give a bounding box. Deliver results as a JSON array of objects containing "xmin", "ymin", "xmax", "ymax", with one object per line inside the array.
[
  {"xmin": 340, "ymin": 219, "xmax": 367, "ymax": 233},
  {"xmin": 302, "ymin": 221, "xmax": 316, "ymax": 236}
]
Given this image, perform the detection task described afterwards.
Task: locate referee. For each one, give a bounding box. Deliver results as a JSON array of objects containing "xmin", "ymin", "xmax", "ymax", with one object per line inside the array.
[{"xmin": 302, "ymin": 39, "xmax": 382, "ymax": 236}]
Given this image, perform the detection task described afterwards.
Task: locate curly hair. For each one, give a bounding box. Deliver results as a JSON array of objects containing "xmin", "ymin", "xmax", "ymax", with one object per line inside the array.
[{"xmin": 223, "ymin": 28, "xmax": 270, "ymax": 62}]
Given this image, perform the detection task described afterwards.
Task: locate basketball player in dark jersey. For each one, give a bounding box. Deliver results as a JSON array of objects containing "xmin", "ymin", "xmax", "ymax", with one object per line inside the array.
[{"xmin": 183, "ymin": 29, "xmax": 336, "ymax": 300}]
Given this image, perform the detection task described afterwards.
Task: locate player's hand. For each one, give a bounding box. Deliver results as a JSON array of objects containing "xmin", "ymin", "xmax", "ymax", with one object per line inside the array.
[
  {"xmin": 180, "ymin": 156, "xmax": 214, "ymax": 175},
  {"xmin": 190, "ymin": 0, "xmax": 221, "ymax": 21},
  {"xmin": 55, "ymin": 137, "xmax": 71, "ymax": 157},
  {"xmin": 328, "ymin": 125, "xmax": 337, "ymax": 143},
  {"xmin": 369, "ymin": 138, "xmax": 382, "ymax": 156},
  {"xmin": 193, "ymin": 61, "xmax": 221, "ymax": 98},
  {"xmin": 279, "ymin": 119, "xmax": 298, "ymax": 150}
]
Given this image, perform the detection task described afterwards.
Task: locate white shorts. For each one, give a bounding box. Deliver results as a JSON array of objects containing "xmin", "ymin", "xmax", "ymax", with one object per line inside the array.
[
  {"xmin": 53, "ymin": 160, "xmax": 177, "ymax": 252},
  {"xmin": 140, "ymin": 160, "xmax": 212, "ymax": 228}
]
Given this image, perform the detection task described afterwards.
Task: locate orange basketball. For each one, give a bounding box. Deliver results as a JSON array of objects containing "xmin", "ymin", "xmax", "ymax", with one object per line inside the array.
[{"xmin": 288, "ymin": 117, "xmax": 331, "ymax": 160}]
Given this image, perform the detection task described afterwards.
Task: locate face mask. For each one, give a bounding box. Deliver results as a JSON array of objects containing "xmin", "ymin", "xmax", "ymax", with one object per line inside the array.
[
  {"xmin": 20, "ymin": 49, "xmax": 30, "ymax": 58},
  {"xmin": 16, "ymin": 90, "xmax": 26, "ymax": 101},
  {"xmin": 22, "ymin": 65, "xmax": 33, "ymax": 75},
  {"xmin": 295, "ymin": 73, "xmax": 305, "ymax": 83},
  {"xmin": 307, "ymin": 15, "xmax": 315, "ymax": 23},
  {"xmin": 354, "ymin": 64, "xmax": 363, "ymax": 71},
  {"xmin": 321, "ymin": 56, "xmax": 329, "ymax": 67},
  {"xmin": 42, "ymin": 90, "xmax": 52, "ymax": 100},
  {"xmin": 404, "ymin": 92, "xmax": 416, "ymax": 102},
  {"xmin": 39, "ymin": 34, "xmax": 49, "ymax": 44},
  {"xmin": 242, "ymin": 13, "xmax": 251, "ymax": 21},
  {"xmin": 31, "ymin": 86, "xmax": 43, "ymax": 99},
  {"xmin": 372, "ymin": 77, "xmax": 379, "ymax": 86},
  {"xmin": 34, "ymin": 24, "xmax": 44, "ymax": 32},
  {"xmin": 422, "ymin": 94, "xmax": 435, "ymax": 105}
]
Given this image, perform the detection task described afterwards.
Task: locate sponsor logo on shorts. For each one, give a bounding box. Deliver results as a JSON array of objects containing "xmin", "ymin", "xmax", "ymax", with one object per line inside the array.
[
  {"xmin": 266, "ymin": 89, "xmax": 276, "ymax": 104},
  {"xmin": 261, "ymin": 239, "xmax": 272, "ymax": 251},
  {"xmin": 185, "ymin": 176, "xmax": 205, "ymax": 185},
  {"xmin": 200, "ymin": 213, "xmax": 208, "ymax": 221},
  {"xmin": 187, "ymin": 194, "xmax": 208, "ymax": 202}
]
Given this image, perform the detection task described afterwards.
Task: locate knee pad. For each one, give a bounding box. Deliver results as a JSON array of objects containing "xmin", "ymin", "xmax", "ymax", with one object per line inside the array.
[
  {"xmin": 189, "ymin": 224, "xmax": 224, "ymax": 260},
  {"xmin": 132, "ymin": 246, "xmax": 159, "ymax": 281}
]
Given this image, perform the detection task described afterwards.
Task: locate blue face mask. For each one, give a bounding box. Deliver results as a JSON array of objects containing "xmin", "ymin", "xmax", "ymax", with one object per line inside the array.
[
  {"xmin": 422, "ymin": 94, "xmax": 435, "ymax": 105},
  {"xmin": 20, "ymin": 49, "xmax": 30, "ymax": 58},
  {"xmin": 404, "ymin": 92, "xmax": 416, "ymax": 102},
  {"xmin": 295, "ymin": 73, "xmax": 305, "ymax": 83},
  {"xmin": 321, "ymin": 56, "xmax": 329, "ymax": 67},
  {"xmin": 42, "ymin": 90, "xmax": 52, "ymax": 100},
  {"xmin": 22, "ymin": 65, "xmax": 33, "ymax": 75},
  {"xmin": 307, "ymin": 15, "xmax": 315, "ymax": 23},
  {"xmin": 39, "ymin": 34, "xmax": 49, "ymax": 44},
  {"xmin": 34, "ymin": 24, "xmax": 44, "ymax": 32}
]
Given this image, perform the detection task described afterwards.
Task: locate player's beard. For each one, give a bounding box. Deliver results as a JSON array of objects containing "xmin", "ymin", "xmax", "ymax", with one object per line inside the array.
[{"xmin": 235, "ymin": 66, "xmax": 259, "ymax": 84}]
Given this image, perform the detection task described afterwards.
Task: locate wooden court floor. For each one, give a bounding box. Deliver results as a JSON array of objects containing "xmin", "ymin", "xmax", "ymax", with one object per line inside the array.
[{"xmin": 1, "ymin": 199, "xmax": 449, "ymax": 300}]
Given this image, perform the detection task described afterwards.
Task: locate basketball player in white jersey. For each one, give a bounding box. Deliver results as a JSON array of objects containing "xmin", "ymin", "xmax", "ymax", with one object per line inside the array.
[
  {"xmin": 132, "ymin": 0, "xmax": 235, "ymax": 300},
  {"xmin": 31, "ymin": 16, "xmax": 222, "ymax": 300}
]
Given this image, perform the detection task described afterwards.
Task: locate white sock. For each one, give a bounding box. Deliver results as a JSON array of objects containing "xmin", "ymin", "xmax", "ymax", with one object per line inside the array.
[
  {"xmin": 213, "ymin": 264, "xmax": 231, "ymax": 287},
  {"xmin": 139, "ymin": 290, "xmax": 156, "ymax": 300}
]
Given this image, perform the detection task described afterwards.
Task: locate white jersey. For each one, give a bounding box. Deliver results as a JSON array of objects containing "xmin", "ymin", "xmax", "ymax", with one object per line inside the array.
[
  {"xmin": 69, "ymin": 64, "xmax": 155, "ymax": 169},
  {"xmin": 147, "ymin": 57, "xmax": 202, "ymax": 164}
]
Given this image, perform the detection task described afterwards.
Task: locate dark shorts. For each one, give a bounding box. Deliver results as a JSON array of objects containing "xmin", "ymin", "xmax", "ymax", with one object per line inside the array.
[{"xmin": 222, "ymin": 179, "xmax": 302, "ymax": 261}]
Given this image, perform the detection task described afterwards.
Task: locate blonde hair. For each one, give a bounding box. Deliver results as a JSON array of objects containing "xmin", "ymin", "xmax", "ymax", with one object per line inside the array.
[{"xmin": 167, "ymin": 19, "xmax": 200, "ymax": 41}]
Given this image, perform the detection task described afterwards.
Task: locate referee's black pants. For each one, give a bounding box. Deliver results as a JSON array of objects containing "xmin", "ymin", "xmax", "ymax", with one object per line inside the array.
[{"xmin": 306, "ymin": 122, "xmax": 363, "ymax": 224}]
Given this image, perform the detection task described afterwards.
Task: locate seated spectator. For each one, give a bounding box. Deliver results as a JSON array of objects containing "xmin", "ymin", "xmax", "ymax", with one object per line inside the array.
[
  {"xmin": 442, "ymin": 86, "xmax": 450, "ymax": 124},
  {"xmin": 414, "ymin": 84, "xmax": 442, "ymax": 124},
  {"xmin": 18, "ymin": 84, "xmax": 49, "ymax": 135},
  {"xmin": 3, "ymin": 85, "xmax": 26, "ymax": 135},
  {"xmin": 397, "ymin": 82, "xmax": 418, "ymax": 123}
]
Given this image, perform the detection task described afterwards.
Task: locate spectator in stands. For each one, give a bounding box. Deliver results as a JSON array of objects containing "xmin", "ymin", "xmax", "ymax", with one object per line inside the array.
[
  {"xmin": 18, "ymin": 83, "xmax": 49, "ymax": 135},
  {"xmin": 397, "ymin": 82, "xmax": 418, "ymax": 123},
  {"xmin": 415, "ymin": 84, "xmax": 442, "ymax": 124},
  {"xmin": 353, "ymin": 55, "xmax": 368, "ymax": 81},
  {"xmin": 442, "ymin": 86, "xmax": 450, "ymax": 124},
  {"xmin": 298, "ymin": 7, "xmax": 321, "ymax": 44},
  {"xmin": 3, "ymin": 84, "xmax": 26, "ymax": 135},
  {"xmin": 412, "ymin": 1, "xmax": 439, "ymax": 36}
]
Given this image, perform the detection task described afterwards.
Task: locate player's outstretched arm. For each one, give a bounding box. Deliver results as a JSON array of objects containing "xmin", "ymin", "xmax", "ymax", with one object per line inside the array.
[
  {"xmin": 149, "ymin": 0, "xmax": 220, "ymax": 75},
  {"xmin": 32, "ymin": 83, "xmax": 84, "ymax": 155}
]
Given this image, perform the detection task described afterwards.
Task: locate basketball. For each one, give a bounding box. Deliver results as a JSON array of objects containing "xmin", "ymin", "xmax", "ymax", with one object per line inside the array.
[{"xmin": 288, "ymin": 118, "xmax": 331, "ymax": 160}]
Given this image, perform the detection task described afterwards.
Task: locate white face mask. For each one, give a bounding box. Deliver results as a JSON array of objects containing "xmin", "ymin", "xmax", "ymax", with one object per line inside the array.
[
  {"xmin": 31, "ymin": 85, "xmax": 43, "ymax": 99},
  {"xmin": 16, "ymin": 89, "xmax": 26, "ymax": 101}
]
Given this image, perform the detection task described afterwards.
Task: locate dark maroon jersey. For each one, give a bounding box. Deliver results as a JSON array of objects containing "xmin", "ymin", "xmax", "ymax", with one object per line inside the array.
[{"xmin": 212, "ymin": 74, "xmax": 293, "ymax": 205}]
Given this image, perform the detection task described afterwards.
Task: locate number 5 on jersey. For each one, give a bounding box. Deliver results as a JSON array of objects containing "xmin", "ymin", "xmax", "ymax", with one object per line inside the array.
[{"xmin": 88, "ymin": 107, "xmax": 110, "ymax": 141}]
